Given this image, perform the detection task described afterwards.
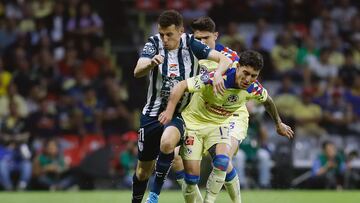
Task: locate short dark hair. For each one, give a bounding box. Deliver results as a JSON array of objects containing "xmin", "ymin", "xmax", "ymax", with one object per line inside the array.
[
  {"xmin": 238, "ymin": 50, "xmax": 264, "ymax": 71},
  {"xmin": 190, "ymin": 17, "xmax": 216, "ymax": 32},
  {"xmin": 158, "ymin": 10, "xmax": 183, "ymax": 28}
]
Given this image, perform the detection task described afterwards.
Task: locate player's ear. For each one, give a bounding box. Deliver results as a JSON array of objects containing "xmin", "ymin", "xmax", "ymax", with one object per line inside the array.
[{"xmin": 214, "ymin": 32, "xmax": 219, "ymax": 40}]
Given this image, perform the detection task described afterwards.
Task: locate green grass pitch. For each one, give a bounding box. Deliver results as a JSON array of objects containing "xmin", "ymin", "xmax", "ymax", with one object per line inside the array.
[{"xmin": 0, "ymin": 190, "xmax": 359, "ymax": 203}]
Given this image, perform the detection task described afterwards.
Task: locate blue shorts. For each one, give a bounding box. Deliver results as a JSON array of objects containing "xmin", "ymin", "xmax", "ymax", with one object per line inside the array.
[{"xmin": 137, "ymin": 114, "xmax": 184, "ymax": 161}]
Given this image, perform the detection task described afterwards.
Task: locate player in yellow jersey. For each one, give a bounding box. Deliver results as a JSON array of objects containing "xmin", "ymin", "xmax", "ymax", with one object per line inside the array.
[
  {"xmin": 159, "ymin": 50, "xmax": 294, "ymax": 203},
  {"xmin": 170, "ymin": 16, "xmax": 244, "ymax": 203}
]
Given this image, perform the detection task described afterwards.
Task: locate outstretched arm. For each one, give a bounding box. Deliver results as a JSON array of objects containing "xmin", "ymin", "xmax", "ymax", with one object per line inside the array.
[
  {"xmin": 158, "ymin": 80, "xmax": 188, "ymax": 125},
  {"xmin": 207, "ymin": 50, "xmax": 232, "ymax": 95},
  {"xmin": 263, "ymin": 95, "xmax": 294, "ymax": 139}
]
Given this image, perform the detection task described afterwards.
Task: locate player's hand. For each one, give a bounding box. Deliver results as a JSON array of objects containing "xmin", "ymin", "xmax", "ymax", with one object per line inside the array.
[
  {"xmin": 150, "ymin": 55, "xmax": 164, "ymax": 68},
  {"xmin": 213, "ymin": 71, "xmax": 225, "ymax": 95},
  {"xmin": 158, "ymin": 111, "xmax": 173, "ymax": 125},
  {"xmin": 276, "ymin": 123, "xmax": 294, "ymax": 139}
]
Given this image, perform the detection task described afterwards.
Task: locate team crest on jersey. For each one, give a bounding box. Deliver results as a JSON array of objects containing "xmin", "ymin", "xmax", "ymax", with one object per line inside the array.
[
  {"xmin": 200, "ymin": 72, "xmax": 210, "ymax": 83},
  {"xmin": 142, "ymin": 42, "xmax": 156, "ymax": 56},
  {"xmin": 227, "ymin": 94, "xmax": 239, "ymax": 103},
  {"xmin": 199, "ymin": 64, "xmax": 208, "ymax": 74}
]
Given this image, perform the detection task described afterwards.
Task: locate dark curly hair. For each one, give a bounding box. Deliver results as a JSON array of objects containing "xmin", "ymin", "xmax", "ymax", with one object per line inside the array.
[
  {"xmin": 190, "ymin": 17, "xmax": 216, "ymax": 32},
  {"xmin": 158, "ymin": 10, "xmax": 183, "ymax": 28},
  {"xmin": 238, "ymin": 50, "xmax": 263, "ymax": 71}
]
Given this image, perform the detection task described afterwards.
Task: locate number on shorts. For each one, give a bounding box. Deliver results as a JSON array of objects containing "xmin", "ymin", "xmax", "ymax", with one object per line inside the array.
[{"xmin": 138, "ymin": 128, "xmax": 144, "ymax": 142}]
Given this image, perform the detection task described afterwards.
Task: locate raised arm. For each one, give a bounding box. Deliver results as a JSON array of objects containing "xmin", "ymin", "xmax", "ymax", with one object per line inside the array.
[
  {"xmin": 134, "ymin": 55, "xmax": 164, "ymax": 78},
  {"xmin": 158, "ymin": 80, "xmax": 188, "ymax": 125},
  {"xmin": 207, "ymin": 50, "xmax": 232, "ymax": 95},
  {"xmin": 263, "ymin": 95, "xmax": 294, "ymax": 139}
]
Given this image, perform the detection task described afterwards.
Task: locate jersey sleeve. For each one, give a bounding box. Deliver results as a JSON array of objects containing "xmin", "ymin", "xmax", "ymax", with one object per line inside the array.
[
  {"xmin": 140, "ymin": 38, "xmax": 157, "ymax": 58},
  {"xmin": 189, "ymin": 35, "xmax": 211, "ymax": 60},
  {"xmin": 246, "ymin": 81, "xmax": 268, "ymax": 103}
]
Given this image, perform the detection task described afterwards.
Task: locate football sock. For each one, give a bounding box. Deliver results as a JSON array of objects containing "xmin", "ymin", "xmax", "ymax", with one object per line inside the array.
[
  {"xmin": 132, "ymin": 174, "xmax": 148, "ymax": 203},
  {"xmin": 184, "ymin": 173, "xmax": 201, "ymax": 203},
  {"xmin": 224, "ymin": 168, "xmax": 241, "ymax": 203},
  {"xmin": 176, "ymin": 170, "xmax": 203, "ymax": 203},
  {"xmin": 204, "ymin": 154, "xmax": 229, "ymax": 203},
  {"xmin": 150, "ymin": 151, "xmax": 174, "ymax": 195}
]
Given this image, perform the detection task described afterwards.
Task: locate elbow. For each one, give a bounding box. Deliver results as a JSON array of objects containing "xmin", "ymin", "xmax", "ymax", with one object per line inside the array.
[{"xmin": 133, "ymin": 69, "xmax": 142, "ymax": 78}]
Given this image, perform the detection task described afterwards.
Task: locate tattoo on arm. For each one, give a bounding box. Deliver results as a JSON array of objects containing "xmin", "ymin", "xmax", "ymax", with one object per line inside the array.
[{"xmin": 263, "ymin": 96, "xmax": 281, "ymax": 125}]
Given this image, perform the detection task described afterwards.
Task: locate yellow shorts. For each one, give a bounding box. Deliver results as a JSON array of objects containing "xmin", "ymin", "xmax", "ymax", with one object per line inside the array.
[
  {"xmin": 180, "ymin": 123, "xmax": 231, "ymax": 161},
  {"xmin": 228, "ymin": 113, "xmax": 249, "ymax": 142}
]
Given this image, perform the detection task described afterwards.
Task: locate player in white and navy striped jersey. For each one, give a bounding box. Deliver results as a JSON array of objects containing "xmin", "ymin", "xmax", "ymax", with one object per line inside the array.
[{"xmin": 132, "ymin": 10, "xmax": 232, "ymax": 203}]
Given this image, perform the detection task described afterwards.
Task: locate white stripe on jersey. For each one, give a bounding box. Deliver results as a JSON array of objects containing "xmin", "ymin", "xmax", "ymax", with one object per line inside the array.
[{"xmin": 142, "ymin": 33, "xmax": 200, "ymax": 116}]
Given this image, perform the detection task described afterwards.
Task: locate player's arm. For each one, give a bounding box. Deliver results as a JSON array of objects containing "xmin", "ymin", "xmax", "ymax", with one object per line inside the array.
[
  {"xmin": 134, "ymin": 40, "xmax": 162, "ymax": 78},
  {"xmin": 207, "ymin": 50, "xmax": 232, "ymax": 95},
  {"xmin": 158, "ymin": 80, "xmax": 188, "ymax": 125},
  {"xmin": 262, "ymin": 95, "xmax": 294, "ymax": 139},
  {"xmin": 134, "ymin": 55, "xmax": 164, "ymax": 78}
]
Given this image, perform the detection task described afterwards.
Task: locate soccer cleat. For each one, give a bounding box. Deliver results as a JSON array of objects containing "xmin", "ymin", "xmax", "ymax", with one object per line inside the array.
[{"xmin": 145, "ymin": 192, "xmax": 159, "ymax": 203}]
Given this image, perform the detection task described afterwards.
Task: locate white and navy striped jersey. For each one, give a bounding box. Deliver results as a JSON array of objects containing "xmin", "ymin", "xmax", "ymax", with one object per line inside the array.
[{"xmin": 140, "ymin": 33, "xmax": 211, "ymax": 117}]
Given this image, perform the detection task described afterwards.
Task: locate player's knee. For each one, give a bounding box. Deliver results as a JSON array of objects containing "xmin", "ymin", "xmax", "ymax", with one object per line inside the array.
[
  {"xmin": 160, "ymin": 138, "xmax": 177, "ymax": 153},
  {"xmin": 184, "ymin": 173, "xmax": 200, "ymax": 185},
  {"xmin": 213, "ymin": 154, "xmax": 230, "ymax": 171}
]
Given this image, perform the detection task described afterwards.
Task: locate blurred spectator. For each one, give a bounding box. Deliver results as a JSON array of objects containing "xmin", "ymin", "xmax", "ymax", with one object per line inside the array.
[
  {"xmin": 0, "ymin": 57, "xmax": 12, "ymax": 96},
  {"xmin": 28, "ymin": 99, "xmax": 58, "ymax": 140},
  {"xmin": 119, "ymin": 135, "xmax": 137, "ymax": 188},
  {"xmin": 18, "ymin": 2, "xmax": 35, "ymax": 34},
  {"xmin": 219, "ymin": 22, "xmax": 245, "ymax": 48},
  {"xmin": 0, "ymin": 100, "xmax": 31, "ymax": 190},
  {"xmin": 74, "ymin": 86, "xmax": 103, "ymax": 135},
  {"xmin": 310, "ymin": 141, "xmax": 346, "ymax": 189},
  {"xmin": 246, "ymin": 18, "xmax": 276, "ymax": 52},
  {"xmin": 271, "ymin": 31, "xmax": 298, "ymax": 74},
  {"xmin": 304, "ymin": 47, "xmax": 337, "ymax": 85},
  {"xmin": 338, "ymin": 49, "xmax": 360, "ymax": 88},
  {"xmin": 181, "ymin": 0, "xmax": 206, "ymax": 26},
  {"xmin": 322, "ymin": 89, "xmax": 353, "ymax": 135},
  {"xmin": 328, "ymin": 35, "xmax": 345, "ymax": 67},
  {"xmin": 293, "ymin": 88, "xmax": 326, "ymax": 137},
  {"xmin": 296, "ymin": 35, "xmax": 319, "ymax": 66},
  {"xmin": 0, "ymin": 83, "xmax": 29, "ymax": 118},
  {"xmin": 67, "ymin": 1, "xmax": 103, "ymax": 39},
  {"xmin": 233, "ymin": 102, "xmax": 272, "ymax": 189},
  {"xmin": 32, "ymin": 139, "xmax": 74, "ymax": 190},
  {"xmin": 310, "ymin": 8, "xmax": 338, "ymax": 47},
  {"xmin": 45, "ymin": 0, "xmax": 69, "ymax": 44},
  {"xmin": 344, "ymin": 73, "xmax": 360, "ymax": 133},
  {"xmin": 330, "ymin": 0, "xmax": 358, "ymax": 35},
  {"xmin": 251, "ymin": 35, "xmax": 274, "ymax": 80},
  {"xmin": 0, "ymin": 18, "xmax": 18, "ymax": 54},
  {"xmin": 57, "ymin": 43, "xmax": 80, "ymax": 77},
  {"xmin": 81, "ymin": 46, "xmax": 112, "ymax": 81},
  {"xmin": 31, "ymin": 0, "xmax": 54, "ymax": 19},
  {"xmin": 56, "ymin": 91, "xmax": 78, "ymax": 135}
]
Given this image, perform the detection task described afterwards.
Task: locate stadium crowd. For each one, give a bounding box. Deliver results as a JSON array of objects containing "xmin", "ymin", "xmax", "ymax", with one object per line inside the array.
[{"xmin": 0, "ymin": 0, "xmax": 359, "ymax": 191}]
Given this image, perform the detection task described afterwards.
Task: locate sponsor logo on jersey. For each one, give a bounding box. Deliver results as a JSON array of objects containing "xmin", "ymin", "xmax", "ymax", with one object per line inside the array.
[{"xmin": 169, "ymin": 64, "xmax": 178, "ymax": 72}]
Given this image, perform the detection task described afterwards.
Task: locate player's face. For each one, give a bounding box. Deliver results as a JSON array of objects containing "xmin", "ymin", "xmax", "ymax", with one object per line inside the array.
[
  {"xmin": 158, "ymin": 24, "xmax": 183, "ymax": 50},
  {"xmin": 193, "ymin": 30, "xmax": 218, "ymax": 49},
  {"xmin": 235, "ymin": 66, "xmax": 260, "ymax": 89}
]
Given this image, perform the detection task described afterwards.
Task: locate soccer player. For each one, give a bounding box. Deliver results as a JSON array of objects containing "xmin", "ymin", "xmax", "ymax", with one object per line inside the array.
[
  {"xmin": 132, "ymin": 10, "xmax": 232, "ymax": 203},
  {"xmin": 172, "ymin": 16, "xmax": 242, "ymax": 203},
  {"xmin": 159, "ymin": 50, "xmax": 294, "ymax": 203}
]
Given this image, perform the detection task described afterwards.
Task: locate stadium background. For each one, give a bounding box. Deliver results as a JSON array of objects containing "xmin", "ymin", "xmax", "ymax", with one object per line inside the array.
[{"xmin": 0, "ymin": 0, "xmax": 359, "ymax": 200}]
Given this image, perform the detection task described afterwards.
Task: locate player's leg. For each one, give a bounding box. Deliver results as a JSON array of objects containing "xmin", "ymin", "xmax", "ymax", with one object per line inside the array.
[
  {"xmin": 173, "ymin": 146, "xmax": 203, "ymax": 203},
  {"xmin": 205, "ymin": 142, "xmax": 231, "ymax": 203},
  {"xmin": 204, "ymin": 125, "xmax": 232, "ymax": 203},
  {"xmin": 147, "ymin": 117, "xmax": 184, "ymax": 202},
  {"xmin": 183, "ymin": 159, "xmax": 201, "ymax": 203},
  {"xmin": 181, "ymin": 131, "xmax": 204, "ymax": 203},
  {"xmin": 132, "ymin": 115, "xmax": 162, "ymax": 203},
  {"xmin": 223, "ymin": 136, "xmax": 242, "ymax": 203}
]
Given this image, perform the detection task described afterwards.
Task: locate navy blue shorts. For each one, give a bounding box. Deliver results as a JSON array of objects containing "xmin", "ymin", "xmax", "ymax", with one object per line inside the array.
[{"xmin": 137, "ymin": 114, "xmax": 185, "ymax": 161}]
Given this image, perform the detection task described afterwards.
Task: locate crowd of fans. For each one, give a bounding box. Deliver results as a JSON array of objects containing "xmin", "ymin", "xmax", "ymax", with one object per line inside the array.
[
  {"xmin": 0, "ymin": 0, "xmax": 359, "ymax": 191},
  {"xmin": 0, "ymin": 0, "xmax": 135, "ymax": 191}
]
